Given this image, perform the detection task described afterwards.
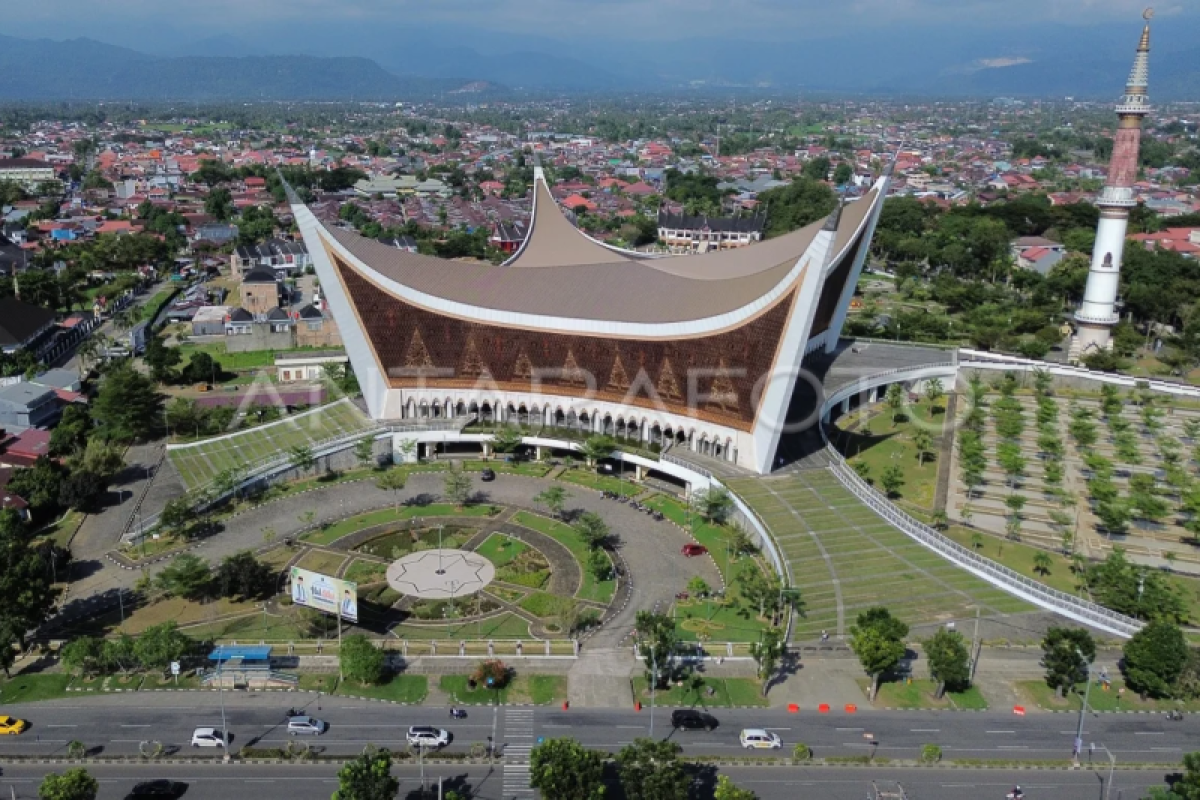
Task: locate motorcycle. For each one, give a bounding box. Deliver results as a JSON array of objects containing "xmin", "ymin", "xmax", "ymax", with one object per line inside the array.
[
  {"xmin": 1167, "ymin": 710, "xmax": 1184, "ymax": 721},
  {"xmin": 450, "ymin": 708, "xmax": 468, "ymax": 719}
]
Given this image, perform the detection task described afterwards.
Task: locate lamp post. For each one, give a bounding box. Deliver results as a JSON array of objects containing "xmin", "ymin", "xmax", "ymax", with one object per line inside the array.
[
  {"xmin": 647, "ymin": 643, "xmax": 658, "ymax": 739},
  {"xmin": 1073, "ymin": 648, "xmax": 1093, "ymax": 766},
  {"xmin": 216, "ymin": 657, "xmax": 230, "ymax": 762}
]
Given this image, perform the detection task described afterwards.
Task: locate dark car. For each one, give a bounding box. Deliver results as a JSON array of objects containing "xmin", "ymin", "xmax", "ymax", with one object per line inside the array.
[
  {"xmin": 681, "ymin": 543, "xmax": 709, "ymax": 557},
  {"xmin": 126, "ymin": 780, "xmax": 187, "ymax": 799},
  {"xmin": 481, "ymin": 468, "xmax": 496, "ymax": 482},
  {"xmin": 671, "ymin": 709, "xmax": 718, "ymax": 731}
]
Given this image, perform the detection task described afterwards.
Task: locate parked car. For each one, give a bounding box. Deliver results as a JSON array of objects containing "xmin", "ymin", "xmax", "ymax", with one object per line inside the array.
[
  {"xmin": 407, "ymin": 726, "xmax": 450, "ymax": 748},
  {"xmin": 0, "ymin": 715, "xmax": 28, "ymax": 735},
  {"xmin": 481, "ymin": 468, "xmax": 496, "ymax": 482},
  {"xmin": 739, "ymin": 729, "xmax": 781, "ymax": 749},
  {"xmin": 681, "ymin": 543, "xmax": 709, "ymax": 557},
  {"xmin": 189, "ymin": 727, "xmax": 227, "ymax": 748},
  {"xmin": 125, "ymin": 780, "xmax": 187, "ymax": 799},
  {"xmin": 287, "ymin": 716, "xmax": 327, "ymax": 736},
  {"xmin": 671, "ymin": 709, "xmax": 718, "ymax": 731}
]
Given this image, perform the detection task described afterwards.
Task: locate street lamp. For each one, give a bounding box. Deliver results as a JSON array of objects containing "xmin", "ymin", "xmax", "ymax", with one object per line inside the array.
[
  {"xmin": 1073, "ymin": 647, "xmax": 1093, "ymax": 765},
  {"xmin": 1100, "ymin": 742, "xmax": 1117, "ymax": 800}
]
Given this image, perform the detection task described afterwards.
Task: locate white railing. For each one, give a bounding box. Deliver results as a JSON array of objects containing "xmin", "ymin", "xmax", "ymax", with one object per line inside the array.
[
  {"xmin": 662, "ymin": 451, "xmax": 714, "ymax": 479},
  {"xmin": 958, "ymin": 349, "xmax": 1200, "ymax": 400},
  {"xmin": 824, "ymin": 448, "xmax": 1142, "ymax": 637}
]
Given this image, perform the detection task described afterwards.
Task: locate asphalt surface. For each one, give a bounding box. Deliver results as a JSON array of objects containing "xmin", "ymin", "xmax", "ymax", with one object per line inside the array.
[
  {"xmin": 0, "ymin": 762, "xmax": 1169, "ymax": 800},
  {"xmin": 0, "ymin": 693, "xmax": 1192, "ymax": 766}
]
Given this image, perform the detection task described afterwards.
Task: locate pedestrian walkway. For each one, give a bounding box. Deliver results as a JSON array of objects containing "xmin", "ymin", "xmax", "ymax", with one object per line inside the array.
[{"xmin": 501, "ymin": 707, "xmax": 536, "ymax": 799}]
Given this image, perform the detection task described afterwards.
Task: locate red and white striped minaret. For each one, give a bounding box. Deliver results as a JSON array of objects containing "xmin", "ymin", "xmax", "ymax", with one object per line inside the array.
[{"xmin": 1070, "ymin": 9, "xmax": 1153, "ymax": 360}]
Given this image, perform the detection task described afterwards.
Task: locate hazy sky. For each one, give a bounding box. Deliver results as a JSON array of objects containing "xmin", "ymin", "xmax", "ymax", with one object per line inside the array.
[{"xmin": 2, "ymin": 0, "xmax": 1191, "ymax": 44}]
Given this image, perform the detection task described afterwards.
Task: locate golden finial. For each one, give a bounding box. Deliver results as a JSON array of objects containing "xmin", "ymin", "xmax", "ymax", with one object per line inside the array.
[
  {"xmin": 1138, "ymin": 9, "xmax": 1152, "ymax": 51},
  {"xmin": 1143, "ymin": 7, "xmax": 1154, "ymax": 21}
]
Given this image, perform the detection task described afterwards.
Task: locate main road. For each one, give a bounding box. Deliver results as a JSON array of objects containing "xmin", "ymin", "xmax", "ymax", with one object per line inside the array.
[
  {"xmin": 0, "ymin": 762, "xmax": 1167, "ymax": 800},
  {"xmin": 0, "ymin": 693, "xmax": 1189, "ymax": 765}
]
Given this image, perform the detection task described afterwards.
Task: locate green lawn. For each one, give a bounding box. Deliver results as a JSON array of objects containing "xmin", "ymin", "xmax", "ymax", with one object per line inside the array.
[
  {"xmin": 302, "ymin": 504, "xmax": 496, "ymax": 546},
  {"xmin": 343, "ymin": 559, "xmax": 388, "ymax": 585},
  {"xmin": 389, "ymin": 613, "xmax": 531, "ymax": 640},
  {"xmin": 337, "ymin": 674, "xmax": 428, "ymax": 704},
  {"xmin": 474, "ymin": 534, "xmax": 527, "ymax": 568},
  {"xmin": 295, "ymin": 549, "xmax": 348, "ymax": 576},
  {"xmin": 461, "ymin": 459, "xmax": 552, "ymax": 477},
  {"xmin": 511, "ymin": 512, "xmax": 616, "ymax": 603},
  {"xmin": 0, "ymin": 673, "xmax": 73, "ymax": 704},
  {"xmin": 558, "ymin": 469, "xmax": 642, "ymax": 496},
  {"xmin": 832, "ymin": 399, "xmax": 946, "ymax": 510},
  {"xmin": 630, "ymin": 676, "xmax": 768, "ymax": 708},
  {"xmin": 864, "ymin": 678, "xmax": 987, "ymax": 710},
  {"xmin": 140, "ymin": 288, "xmax": 178, "ymax": 322},
  {"xmin": 727, "ymin": 470, "xmax": 1033, "ymax": 641},
  {"xmin": 1016, "ymin": 679, "xmax": 1200, "ymax": 713},
  {"xmin": 673, "ymin": 598, "xmax": 776, "ymax": 643},
  {"xmin": 440, "ymin": 674, "xmax": 565, "ymax": 705},
  {"xmin": 518, "ymin": 592, "xmax": 560, "ymax": 618}
]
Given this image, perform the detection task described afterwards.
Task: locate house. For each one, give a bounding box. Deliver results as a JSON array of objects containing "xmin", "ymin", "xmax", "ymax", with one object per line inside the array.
[
  {"xmin": 292, "ymin": 303, "xmax": 342, "ymax": 348},
  {"xmin": 240, "ymin": 267, "xmax": 282, "ymax": 313},
  {"xmin": 191, "ymin": 305, "xmax": 232, "ymax": 336},
  {"xmin": 0, "ymin": 297, "xmax": 57, "ymax": 354},
  {"xmin": 31, "ymin": 368, "xmax": 82, "ymax": 394},
  {"xmin": 1015, "ymin": 246, "xmax": 1066, "ymax": 274},
  {"xmin": 275, "ymin": 350, "xmax": 348, "ymax": 383},
  {"xmin": 231, "ymin": 240, "xmax": 310, "ymax": 278},
  {"xmin": 658, "ymin": 210, "xmax": 765, "ymax": 253},
  {"xmin": 376, "ymin": 235, "xmax": 419, "ymax": 253},
  {"xmin": 0, "ymin": 158, "xmax": 56, "ymax": 191},
  {"xmin": 0, "ymin": 427, "xmax": 51, "ymax": 467},
  {"xmin": 224, "ymin": 307, "xmax": 254, "ymax": 336},
  {"xmin": 489, "ymin": 221, "xmax": 526, "ymax": 254},
  {"xmin": 0, "ymin": 469, "xmax": 30, "ymax": 520},
  {"xmin": 192, "ymin": 223, "xmax": 238, "ymax": 245},
  {"xmin": 0, "ymin": 234, "xmax": 28, "ymax": 275},
  {"xmin": 0, "ymin": 383, "xmax": 60, "ymax": 431}
]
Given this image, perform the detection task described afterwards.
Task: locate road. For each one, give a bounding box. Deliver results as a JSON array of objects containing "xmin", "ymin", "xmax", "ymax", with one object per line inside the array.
[
  {"xmin": 0, "ymin": 762, "xmax": 1167, "ymax": 800},
  {"xmin": 0, "ymin": 693, "xmax": 1191, "ymax": 766}
]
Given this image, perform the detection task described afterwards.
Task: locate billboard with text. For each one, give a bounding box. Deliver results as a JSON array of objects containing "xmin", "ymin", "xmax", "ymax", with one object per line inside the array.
[{"xmin": 289, "ymin": 566, "xmax": 358, "ymax": 623}]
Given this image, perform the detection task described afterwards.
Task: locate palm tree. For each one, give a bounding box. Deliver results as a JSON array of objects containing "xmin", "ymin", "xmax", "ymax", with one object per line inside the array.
[
  {"xmin": 912, "ymin": 428, "xmax": 934, "ymax": 465},
  {"xmin": 1032, "ymin": 551, "xmax": 1053, "ymax": 576},
  {"xmin": 929, "ymin": 510, "xmax": 948, "ymax": 531}
]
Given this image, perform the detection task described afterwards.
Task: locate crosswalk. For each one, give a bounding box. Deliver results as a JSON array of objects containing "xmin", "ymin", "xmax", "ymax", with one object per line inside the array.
[{"xmin": 501, "ymin": 707, "xmax": 536, "ymax": 799}]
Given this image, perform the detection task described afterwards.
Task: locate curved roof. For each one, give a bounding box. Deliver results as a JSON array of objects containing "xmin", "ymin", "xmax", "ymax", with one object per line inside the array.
[{"xmin": 308, "ymin": 179, "xmax": 881, "ymax": 326}]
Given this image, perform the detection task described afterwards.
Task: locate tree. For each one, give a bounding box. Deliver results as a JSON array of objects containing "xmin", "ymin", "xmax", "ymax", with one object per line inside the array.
[
  {"xmin": 159, "ymin": 497, "xmax": 192, "ymax": 537},
  {"xmin": 749, "ymin": 628, "xmax": 786, "ymax": 697},
  {"xmin": 850, "ymin": 607, "xmax": 909, "ymax": 700},
  {"xmin": 133, "ymin": 621, "xmax": 190, "ymax": 676},
  {"xmin": 1123, "ymin": 620, "xmax": 1189, "ymax": 698},
  {"xmin": 491, "ymin": 426, "xmax": 523, "ymax": 456},
  {"xmin": 912, "ymin": 428, "xmax": 934, "ymax": 465},
  {"xmin": 50, "ymin": 405, "xmax": 93, "ymax": 456},
  {"xmin": 38, "ymin": 767, "xmax": 98, "ymax": 800},
  {"xmin": 691, "ymin": 486, "xmax": 734, "ymax": 524},
  {"xmin": 588, "ymin": 547, "xmax": 613, "ymax": 581},
  {"xmin": 332, "ymin": 748, "xmax": 398, "ymax": 800},
  {"xmin": 1041, "ymin": 627, "xmax": 1095, "ymax": 695},
  {"xmin": 617, "ymin": 738, "xmax": 688, "ymax": 800},
  {"xmin": 180, "ymin": 351, "xmax": 222, "ymax": 385},
  {"xmin": 60, "ymin": 636, "xmax": 105, "ymax": 678},
  {"xmin": 880, "ymin": 465, "xmax": 905, "ymax": 498},
  {"xmin": 215, "ymin": 551, "xmax": 273, "ymax": 600},
  {"xmin": 635, "ymin": 610, "xmax": 679, "ymax": 690},
  {"xmin": 91, "ymin": 362, "xmax": 164, "ymax": 442},
  {"xmin": 442, "ymin": 467, "xmax": 473, "ymax": 509},
  {"xmin": 736, "ymin": 562, "xmax": 778, "ymax": 619},
  {"xmin": 143, "ymin": 336, "xmax": 182, "ymax": 384},
  {"xmin": 579, "ymin": 435, "xmax": 616, "ymax": 467},
  {"xmin": 533, "ymin": 486, "xmax": 569, "ymax": 519},
  {"xmin": 340, "ymin": 634, "xmax": 386, "ymax": 685},
  {"xmin": 155, "ymin": 553, "xmax": 211, "ymax": 600},
  {"xmin": 101, "ymin": 634, "xmax": 138, "ymax": 677},
  {"xmin": 884, "ymin": 383, "xmax": 905, "ymax": 426},
  {"xmin": 374, "ymin": 469, "xmax": 407, "ymax": 512},
  {"xmin": 529, "ymin": 737, "xmax": 606, "ymax": 800},
  {"xmin": 0, "ymin": 619, "xmax": 20, "ymax": 677},
  {"xmin": 58, "ymin": 470, "xmax": 107, "ymax": 513},
  {"xmin": 76, "ymin": 438, "xmax": 125, "ymax": 480},
  {"xmin": 1033, "ymin": 551, "xmax": 1053, "ymax": 576},
  {"xmin": 288, "ymin": 445, "xmax": 316, "ymax": 476},
  {"xmin": 0, "ymin": 516, "xmax": 59, "ymax": 635},
  {"xmin": 713, "ymin": 775, "xmax": 759, "ymax": 800},
  {"xmin": 472, "ymin": 658, "xmax": 512, "ymax": 689},
  {"xmin": 204, "ymin": 187, "xmax": 234, "ymax": 221},
  {"xmin": 354, "ymin": 437, "xmax": 376, "ymax": 470},
  {"xmin": 923, "ymin": 378, "xmax": 945, "ymax": 410},
  {"xmin": 573, "ymin": 511, "xmax": 611, "ymax": 550},
  {"xmin": 923, "ymin": 628, "xmax": 970, "ymax": 698}
]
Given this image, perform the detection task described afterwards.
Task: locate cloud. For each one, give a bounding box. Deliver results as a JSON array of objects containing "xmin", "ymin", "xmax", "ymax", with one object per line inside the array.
[{"xmin": 1, "ymin": 0, "xmax": 1193, "ymax": 45}]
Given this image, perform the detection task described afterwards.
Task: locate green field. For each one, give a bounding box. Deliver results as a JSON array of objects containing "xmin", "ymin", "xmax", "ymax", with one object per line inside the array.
[
  {"xmin": 167, "ymin": 399, "xmax": 378, "ymax": 489},
  {"xmin": 727, "ymin": 470, "xmax": 1033, "ymax": 641},
  {"xmin": 832, "ymin": 399, "xmax": 946, "ymax": 510},
  {"xmin": 304, "ymin": 504, "xmax": 495, "ymax": 546},
  {"xmin": 511, "ymin": 512, "xmax": 616, "ymax": 603},
  {"xmin": 474, "ymin": 533, "xmax": 528, "ymax": 568},
  {"xmin": 337, "ymin": 674, "xmax": 428, "ymax": 704},
  {"xmin": 389, "ymin": 612, "xmax": 532, "ymax": 640},
  {"xmin": 440, "ymin": 674, "xmax": 566, "ymax": 705},
  {"xmin": 630, "ymin": 676, "xmax": 768, "ymax": 708},
  {"xmin": 865, "ymin": 678, "xmax": 988, "ymax": 710},
  {"xmin": 557, "ymin": 469, "xmax": 643, "ymax": 496}
]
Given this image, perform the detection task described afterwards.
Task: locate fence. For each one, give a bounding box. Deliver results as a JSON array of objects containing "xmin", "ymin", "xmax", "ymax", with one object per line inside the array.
[{"xmin": 823, "ymin": 448, "xmax": 1142, "ymax": 638}]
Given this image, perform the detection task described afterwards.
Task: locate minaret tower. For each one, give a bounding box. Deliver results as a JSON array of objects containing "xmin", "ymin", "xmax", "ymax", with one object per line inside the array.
[{"xmin": 1070, "ymin": 9, "xmax": 1153, "ymax": 361}]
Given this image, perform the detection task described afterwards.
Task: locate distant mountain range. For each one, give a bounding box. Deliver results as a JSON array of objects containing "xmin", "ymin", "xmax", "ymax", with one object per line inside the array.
[{"xmin": 2, "ymin": 17, "xmax": 1200, "ymax": 101}]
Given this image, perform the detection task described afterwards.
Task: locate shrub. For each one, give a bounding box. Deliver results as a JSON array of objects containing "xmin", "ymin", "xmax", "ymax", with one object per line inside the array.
[
  {"xmin": 921, "ymin": 744, "xmax": 942, "ymax": 764},
  {"xmin": 792, "ymin": 743, "xmax": 811, "ymax": 762},
  {"xmin": 471, "ymin": 659, "xmax": 512, "ymax": 690}
]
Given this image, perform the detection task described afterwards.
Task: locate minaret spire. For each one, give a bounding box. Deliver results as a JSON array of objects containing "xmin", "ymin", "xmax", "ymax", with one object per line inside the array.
[{"xmin": 1070, "ymin": 9, "xmax": 1153, "ymax": 362}]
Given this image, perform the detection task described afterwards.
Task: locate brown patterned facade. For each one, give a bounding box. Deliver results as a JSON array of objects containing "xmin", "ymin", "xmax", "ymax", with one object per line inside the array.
[{"xmin": 332, "ymin": 254, "xmax": 797, "ymax": 432}]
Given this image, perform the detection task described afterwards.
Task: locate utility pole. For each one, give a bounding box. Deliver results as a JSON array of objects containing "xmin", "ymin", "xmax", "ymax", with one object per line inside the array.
[
  {"xmin": 1073, "ymin": 649, "xmax": 1093, "ymax": 766},
  {"xmin": 648, "ymin": 644, "xmax": 658, "ymax": 739},
  {"xmin": 969, "ymin": 607, "xmax": 982, "ymax": 682}
]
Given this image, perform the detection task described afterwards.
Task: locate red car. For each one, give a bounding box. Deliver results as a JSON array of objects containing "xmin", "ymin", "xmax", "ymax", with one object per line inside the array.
[{"xmin": 681, "ymin": 543, "xmax": 709, "ymax": 557}]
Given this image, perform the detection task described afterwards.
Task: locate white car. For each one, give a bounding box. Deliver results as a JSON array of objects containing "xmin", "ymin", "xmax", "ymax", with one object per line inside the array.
[
  {"xmin": 739, "ymin": 728, "xmax": 781, "ymax": 749},
  {"xmin": 407, "ymin": 726, "xmax": 450, "ymax": 749},
  {"xmin": 190, "ymin": 727, "xmax": 227, "ymax": 748},
  {"xmin": 287, "ymin": 716, "xmax": 327, "ymax": 736}
]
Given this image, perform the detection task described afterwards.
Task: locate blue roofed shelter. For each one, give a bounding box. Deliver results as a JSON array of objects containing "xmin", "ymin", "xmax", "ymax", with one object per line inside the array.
[{"xmin": 204, "ymin": 645, "xmax": 297, "ymax": 689}]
